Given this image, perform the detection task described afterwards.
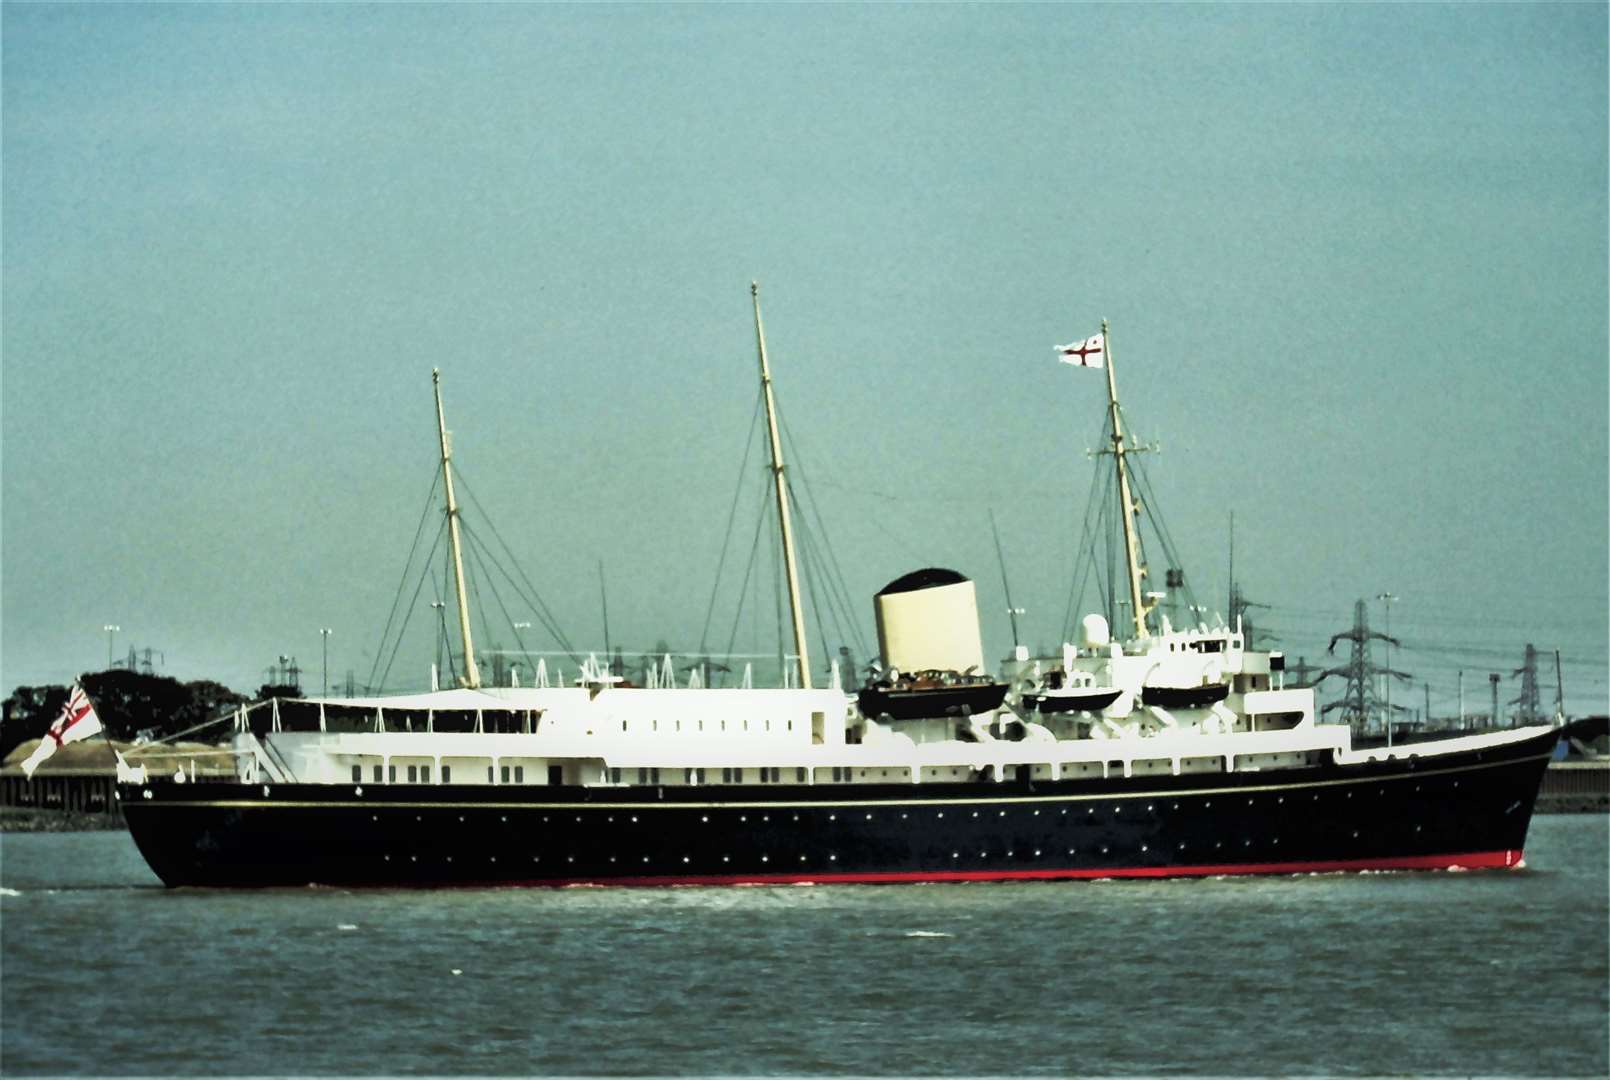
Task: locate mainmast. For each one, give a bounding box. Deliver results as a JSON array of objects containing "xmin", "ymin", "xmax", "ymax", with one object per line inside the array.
[
  {"xmin": 433, "ymin": 369, "xmax": 482, "ymax": 689},
  {"xmin": 751, "ymin": 282, "xmax": 812, "ymax": 689},
  {"xmin": 1102, "ymin": 320, "xmax": 1152, "ymax": 640}
]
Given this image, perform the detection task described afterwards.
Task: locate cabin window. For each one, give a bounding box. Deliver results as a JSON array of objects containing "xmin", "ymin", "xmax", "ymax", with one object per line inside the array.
[
  {"xmin": 388, "ymin": 765, "xmax": 397, "ymax": 783},
  {"xmin": 514, "ymin": 766, "xmax": 525, "ymax": 783},
  {"xmin": 637, "ymin": 768, "xmax": 648, "ymax": 784},
  {"xmin": 501, "ymin": 765, "xmax": 511, "ymax": 784},
  {"xmin": 352, "ymin": 765, "xmax": 361, "ymax": 783},
  {"xmin": 696, "ymin": 767, "xmax": 706, "ymax": 784},
  {"xmin": 610, "ymin": 768, "xmax": 622, "ymax": 784},
  {"xmin": 650, "ymin": 767, "xmax": 661, "ymax": 784},
  {"xmin": 421, "ymin": 765, "xmax": 431, "ymax": 783},
  {"xmin": 487, "ymin": 766, "xmax": 495, "ymax": 783},
  {"xmin": 373, "ymin": 765, "xmax": 383, "ymax": 783},
  {"xmin": 442, "ymin": 765, "xmax": 451, "ymax": 783},
  {"xmin": 407, "ymin": 765, "xmax": 418, "ymax": 782},
  {"xmin": 796, "ymin": 767, "xmax": 806, "ymax": 783},
  {"xmin": 547, "ymin": 765, "xmax": 562, "ymax": 785}
]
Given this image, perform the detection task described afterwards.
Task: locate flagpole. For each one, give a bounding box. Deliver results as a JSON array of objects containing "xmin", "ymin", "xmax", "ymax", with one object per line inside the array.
[{"xmin": 1101, "ymin": 320, "xmax": 1151, "ymax": 640}]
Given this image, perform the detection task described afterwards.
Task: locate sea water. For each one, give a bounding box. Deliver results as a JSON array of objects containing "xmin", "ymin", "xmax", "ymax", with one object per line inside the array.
[{"xmin": 2, "ymin": 816, "xmax": 1605, "ymax": 1076}]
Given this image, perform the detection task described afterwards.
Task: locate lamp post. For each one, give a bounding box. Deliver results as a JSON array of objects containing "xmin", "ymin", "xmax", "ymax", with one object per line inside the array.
[
  {"xmin": 320, "ymin": 628, "xmax": 333, "ymax": 695},
  {"xmin": 1376, "ymin": 592, "xmax": 1397, "ymax": 745},
  {"xmin": 103, "ymin": 624, "xmax": 120, "ymax": 669}
]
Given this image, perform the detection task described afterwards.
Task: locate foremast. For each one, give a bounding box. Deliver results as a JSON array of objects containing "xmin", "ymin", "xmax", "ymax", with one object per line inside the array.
[
  {"xmin": 433, "ymin": 368, "xmax": 481, "ymax": 689},
  {"xmin": 751, "ymin": 282, "xmax": 812, "ymax": 689},
  {"xmin": 1101, "ymin": 320, "xmax": 1154, "ymax": 641}
]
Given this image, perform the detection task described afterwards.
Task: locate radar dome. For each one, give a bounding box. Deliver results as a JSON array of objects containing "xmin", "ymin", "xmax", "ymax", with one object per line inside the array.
[{"xmin": 1080, "ymin": 613, "xmax": 1111, "ymax": 649}]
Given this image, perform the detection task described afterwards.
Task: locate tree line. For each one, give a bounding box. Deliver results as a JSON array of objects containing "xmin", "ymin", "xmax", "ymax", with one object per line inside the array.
[{"xmin": 1, "ymin": 671, "xmax": 299, "ymax": 763}]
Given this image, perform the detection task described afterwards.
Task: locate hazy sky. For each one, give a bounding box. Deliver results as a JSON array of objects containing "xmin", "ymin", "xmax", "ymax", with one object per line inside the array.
[{"xmin": 4, "ymin": 4, "xmax": 1606, "ymax": 715}]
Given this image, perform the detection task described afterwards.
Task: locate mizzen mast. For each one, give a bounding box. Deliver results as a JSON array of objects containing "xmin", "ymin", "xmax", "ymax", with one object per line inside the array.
[
  {"xmin": 433, "ymin": 368, "xmax": 482, "ymax": 689},
  {"xmin": 1102, "ymin": 320, "xmax": 1153, "ymax": 640},
  {"xmin": 751, "ymin": 282, "xmax": 812, "ymax": 689}
]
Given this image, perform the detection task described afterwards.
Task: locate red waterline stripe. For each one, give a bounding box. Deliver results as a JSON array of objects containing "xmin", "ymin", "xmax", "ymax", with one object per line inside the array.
[{"xmin": 474, "ymin": 849, "xmax": 1524, "ymax": 888}]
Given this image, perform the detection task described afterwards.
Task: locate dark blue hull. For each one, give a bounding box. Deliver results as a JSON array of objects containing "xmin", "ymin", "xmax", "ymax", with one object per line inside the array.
[{"xmin": 120, "ymin": 728, "xmax": 1556, "ymax": 888}]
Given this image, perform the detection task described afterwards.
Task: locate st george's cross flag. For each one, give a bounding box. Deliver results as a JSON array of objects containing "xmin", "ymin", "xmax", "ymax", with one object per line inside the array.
[
  {"xmin": 21, "ymin": 683, "xmax": 105, "ymax": 779},
  {"xmin": 1056, "ymin": 333, "xmax": 1105, "ymax": 368}
]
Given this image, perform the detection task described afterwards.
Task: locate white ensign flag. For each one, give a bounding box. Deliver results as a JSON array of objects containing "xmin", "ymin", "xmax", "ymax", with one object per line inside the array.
[
  {"xmin": 21, "ymin": 683, "xmax": 105, "ymax": 779},
  {"xmin": 1056, "ymin": 334, "xmax": 1105, "ymax": 368}
]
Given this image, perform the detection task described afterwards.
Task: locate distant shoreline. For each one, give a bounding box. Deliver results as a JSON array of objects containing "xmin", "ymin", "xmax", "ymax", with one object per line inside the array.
[{"xmin": 0, "ymin": 807, "xmax": 124, "ymax": 833}]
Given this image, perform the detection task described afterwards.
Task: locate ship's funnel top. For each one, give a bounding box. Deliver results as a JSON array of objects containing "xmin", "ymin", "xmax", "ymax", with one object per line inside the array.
[
  {"xmin": 1080, "ymin": 613, "xmax": 1112, "ymax": 649},
  {"xmin": 873, "ymin": 567, "xmax": 985, "ymax": 675},
  {"xmin": 877, "ymin": 567, "xmax": 969, "ymax": 597}
]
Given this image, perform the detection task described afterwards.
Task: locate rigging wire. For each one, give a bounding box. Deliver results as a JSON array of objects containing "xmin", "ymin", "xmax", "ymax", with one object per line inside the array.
[
  {"xmin": 366, "ymin": 470, "xmax": 443, "ymax": 693},
  {"xmin": 778, "ymin": 407, "xmax": 872, "ymax": 661},
  {"xmin": 460, "ymin": 522, "xmax": 542, "ymax": 685},
  {"xmin": 698, "ymin": 388, "xmax": 765, "ymax": 656},
  {"xmin": 721, "ymin": 480, "xmax": 773, "ymax": 680},
  {"xmin": 375, "ymin": 523, "xmax": 448, "ymax": 693},
  {"xmin": 451, "ymin": 466, "xmax": 579, "ymax": 663}
]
